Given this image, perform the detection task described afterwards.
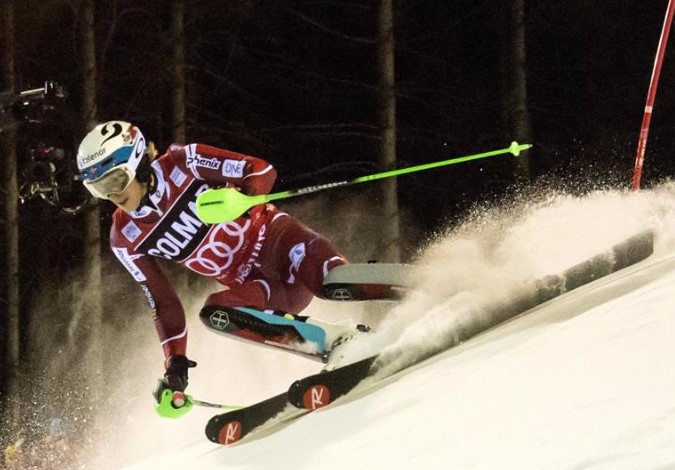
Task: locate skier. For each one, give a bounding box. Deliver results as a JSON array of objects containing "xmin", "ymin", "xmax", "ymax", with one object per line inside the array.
[{"xmin": 76, "ymin": 121, "xmax": 358, "ymax": 409}]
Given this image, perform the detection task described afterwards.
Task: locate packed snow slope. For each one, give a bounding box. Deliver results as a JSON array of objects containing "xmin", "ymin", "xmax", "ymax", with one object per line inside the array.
[{"xmin": 111, "ymin": 185, "xmax": 675, "ymax": 470}]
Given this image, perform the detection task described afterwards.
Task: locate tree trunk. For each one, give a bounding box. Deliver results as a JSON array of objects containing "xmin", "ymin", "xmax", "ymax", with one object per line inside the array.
[
  {"xmin": 1, "ymin": 0, "xmax": 22, "ymax": 436},
  {"xmin": 377, "ymin": 0, "xmax": 400, "ymax": 262},
  {"xmin": 171, "ymin": 0, "xmax": 186, "ymax": 143},
  {"xmin": 78, "ymin": 0, "xmax": 104, "ymax": 400},
  {"xmin": 506, "ymin": 0, "xmax": 532, "ymax": 179}
]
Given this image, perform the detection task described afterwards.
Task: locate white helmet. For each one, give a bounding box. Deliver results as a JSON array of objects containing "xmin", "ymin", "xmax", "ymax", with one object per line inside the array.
[{"xmin": 77, "ymin": 121, "xmax": 147, "ymax": 199}]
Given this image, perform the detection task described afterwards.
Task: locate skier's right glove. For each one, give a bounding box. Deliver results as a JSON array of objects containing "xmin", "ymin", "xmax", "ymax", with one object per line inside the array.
[{"xmin": 153, "ymin": 355, "xmax": 197, "ymax": 418}]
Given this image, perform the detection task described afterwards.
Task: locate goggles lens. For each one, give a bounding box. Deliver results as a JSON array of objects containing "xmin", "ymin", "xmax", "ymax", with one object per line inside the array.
[{"xmin": 84, "ymin": 165, "xmax": 135, "ymax": 199}]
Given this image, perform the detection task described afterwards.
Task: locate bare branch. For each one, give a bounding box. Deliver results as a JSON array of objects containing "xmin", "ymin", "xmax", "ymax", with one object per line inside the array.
[{"xmin": 285, "ymin": 7, "xmax": 376, "ymax": 44}]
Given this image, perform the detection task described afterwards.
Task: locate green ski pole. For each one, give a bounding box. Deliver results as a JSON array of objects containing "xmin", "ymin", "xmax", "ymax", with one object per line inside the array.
[{"xmin": 196, "ymin": 141, "xmax": 532, "ymax": 224}]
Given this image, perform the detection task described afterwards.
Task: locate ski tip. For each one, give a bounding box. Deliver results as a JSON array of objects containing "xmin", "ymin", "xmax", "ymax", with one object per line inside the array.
[{"xmin": 205, "ymin": 417, "xmax": 244, "ymax": 445}]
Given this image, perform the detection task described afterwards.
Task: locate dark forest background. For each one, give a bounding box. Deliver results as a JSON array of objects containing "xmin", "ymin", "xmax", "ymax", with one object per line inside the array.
[
  {"xmin": 6, "ymin": 0, "xmax": 675, "ymax": 286},
  {"xmin": 2, "ymin": 0, "xmax": 675, "ymax": 466}
]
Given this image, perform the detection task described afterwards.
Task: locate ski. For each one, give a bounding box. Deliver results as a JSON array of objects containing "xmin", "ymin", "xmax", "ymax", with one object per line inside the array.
[
  {"xmin": 204, "ymin": 230, "xmax": 655, "ymax": 441},
  {"xmin": 322, "ymin": 263, "xmax": 412, "ymax": 301},
  {"xmin": 204, "ymin": 391, "xmax": 293, "ymax": 445},
  {"xmin": 288, "ymin": 356, "xmax": 378, "ymax": 409},
  {"xmin": 199, "ymin": 306, "xmax": 332, "ymax": 362},
  {"xmin": 204, "ymin": 359, "xmax": 382, "ymax": 445},
  {"xmin": 287, "ymin": 229, "xmax": 655, "ymax": 410}
]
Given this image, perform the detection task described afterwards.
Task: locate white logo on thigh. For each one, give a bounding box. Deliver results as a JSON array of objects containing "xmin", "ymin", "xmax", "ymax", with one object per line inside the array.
[{"xmin": 287, "ymin": 242, "xmax": 306, "ymax": 283}]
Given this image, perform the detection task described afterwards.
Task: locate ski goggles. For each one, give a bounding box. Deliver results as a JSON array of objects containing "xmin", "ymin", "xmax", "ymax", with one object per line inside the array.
[{"xmin": 82, "ymin": 164, "xmax": 136, "ymax": 199}]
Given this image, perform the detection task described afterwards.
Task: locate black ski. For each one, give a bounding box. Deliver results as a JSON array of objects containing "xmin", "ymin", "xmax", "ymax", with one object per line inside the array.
[
  {"xmin": 287, "ymin": 229, "xmax": 655, "ymax": 410},
  {"xmin": 204, "ymin": 358, "xmax": 380, "ymax": 446},
  {"xmin": 288, "ymin": 356, "xmax": 378, "ymax": 409},
  {"xmin": 205, "ymin": 230, "xmax": 655, "ymax": 440},
  {"xmin": 204, "ymin": 392, "xmax": 291, "ymax": 445},
  {"xmin": 322, "ymin": 263, "xmax": 412, "ymax": 301}
]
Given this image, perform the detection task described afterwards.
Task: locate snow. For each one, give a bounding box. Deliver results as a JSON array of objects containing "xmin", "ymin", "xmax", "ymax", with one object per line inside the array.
[{"xmin": 107, "ymin": 184, "xmax": 675, "ymax": 470}]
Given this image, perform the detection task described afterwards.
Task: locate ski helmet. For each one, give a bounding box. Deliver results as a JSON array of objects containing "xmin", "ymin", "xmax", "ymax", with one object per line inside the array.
[{"xmin": 77, "ymin": 121, "xmax": 147, "ymax": 199}]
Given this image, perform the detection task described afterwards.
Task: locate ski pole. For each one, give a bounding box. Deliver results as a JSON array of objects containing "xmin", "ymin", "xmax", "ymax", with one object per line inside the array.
[
  {"xmin": 196, "ymin": 141, "xmax": 533, "ymax": 224},
  {"xmin": 189, "ymin": 396, "xmax": 243, "ymax": 410},
  {"xmin": 156, "ymin": 390, "xmax": 243, "ymax": 419}
]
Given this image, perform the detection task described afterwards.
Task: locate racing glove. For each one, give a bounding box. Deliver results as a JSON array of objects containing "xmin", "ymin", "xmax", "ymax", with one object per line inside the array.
[{"xmin": 153, "ymin": 355, "xmax": 197, "ymax": 407}]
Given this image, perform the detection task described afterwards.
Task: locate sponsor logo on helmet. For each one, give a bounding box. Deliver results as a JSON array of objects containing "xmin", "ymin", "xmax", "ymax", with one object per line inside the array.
[
  {"xmin": 100, "ymin": 122, "xmax": 124, "ymax": 145},
  {"xmin": 80, "ymin": 147, "xmax": 107, "ymax": 165}
]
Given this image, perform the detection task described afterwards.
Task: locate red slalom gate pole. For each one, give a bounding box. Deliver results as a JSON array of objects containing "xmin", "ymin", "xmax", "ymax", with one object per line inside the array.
[{"xmin": 631, "ymin": 0, "xmax": 675, "ymax": 191}]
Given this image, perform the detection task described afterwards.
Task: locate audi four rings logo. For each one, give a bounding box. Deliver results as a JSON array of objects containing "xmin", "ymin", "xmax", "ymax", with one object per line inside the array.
[
  {"xmin": 184, "ymin": 219, "xmax": 251, "ymax": 276},
  {"xmin": 209, "ymin": 310, "xmax": 230, "ymax": 331}
]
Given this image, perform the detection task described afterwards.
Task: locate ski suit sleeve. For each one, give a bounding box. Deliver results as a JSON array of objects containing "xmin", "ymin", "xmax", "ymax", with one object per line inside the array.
[
  {"xmin": 110, "ymin": 219, "xmax": 187, "ymax": 361},
  {"xmin": 176, "ymin": 143, "xmax": 277, "ymax": 195}
]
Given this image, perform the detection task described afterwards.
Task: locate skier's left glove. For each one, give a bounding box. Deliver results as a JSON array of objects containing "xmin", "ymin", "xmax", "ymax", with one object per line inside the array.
[{"xmin": 153, "ymin": 355, "xmax": 197, "ymax": 418}]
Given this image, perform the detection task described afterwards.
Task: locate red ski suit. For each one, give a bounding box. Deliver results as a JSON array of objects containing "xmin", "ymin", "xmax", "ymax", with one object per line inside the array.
[{"xmin": 110, "ymin": 144, "xmax": 347, "ymax": 360}]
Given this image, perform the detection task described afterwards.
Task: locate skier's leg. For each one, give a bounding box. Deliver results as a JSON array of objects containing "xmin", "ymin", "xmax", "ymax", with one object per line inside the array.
[
  {"xmin": 258, "ymin": 214, "xmax": 348, "ymax": 298},
  {"xmin": 199, "ymin": 215, "xmax": 364, "ymax": 353},
  {"xmin": 203, "ymin": 274, "xmax": 314, "ymax": 313},
  {"xmin": 259, "ymin": 216, "xmax": 373, "ymax": 349}
]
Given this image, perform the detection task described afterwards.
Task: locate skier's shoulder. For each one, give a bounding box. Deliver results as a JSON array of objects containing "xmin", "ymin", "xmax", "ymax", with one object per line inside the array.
[
  {"xmin": 157, "ymin": 143, "xmax": 189, "ymax": 169},
  {"xmin": 159, "ymin": 143, "xmax": 218, "ymax": 176}
]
